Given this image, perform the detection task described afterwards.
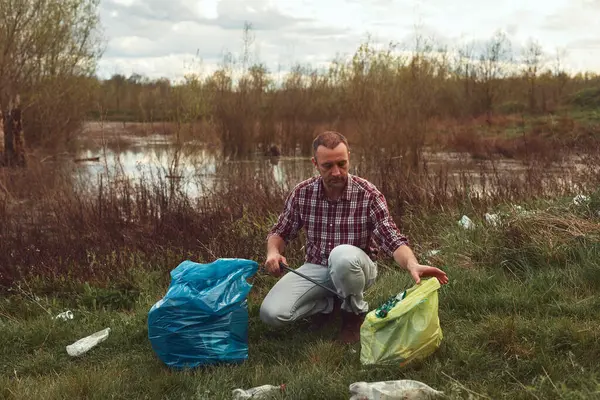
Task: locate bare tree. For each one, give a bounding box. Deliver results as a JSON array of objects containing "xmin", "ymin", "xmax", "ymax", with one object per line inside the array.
[
  {"xmin": 0, "ymin": 109, "xmax": 4, "ymax": 156},
  {"xmin": 551, "ymin": 47, "xmax": 569, "ymax": 104},
  {"xmin": 521, "ymin": 39, "xmax": 544, "ymax": 113},
  {"xmin": 476, "ymin": 31, "xmax": 512, "ymax": 123},
  {"xmin": 0, "ymin": 0, "xmax": 103, "ymax": 162},
  {"xmin": 457, "ymin": 41, "xmax": 477, "ymax": 115}
]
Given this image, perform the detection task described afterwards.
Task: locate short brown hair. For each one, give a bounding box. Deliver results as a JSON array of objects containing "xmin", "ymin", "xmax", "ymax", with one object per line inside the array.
[{"xmin": 312, "ymin": 131, "xmax": 350, "ymax": 154}]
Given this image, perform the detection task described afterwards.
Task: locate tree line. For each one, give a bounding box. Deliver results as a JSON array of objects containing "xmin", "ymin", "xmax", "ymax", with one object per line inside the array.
[
  {"xmin": 1, "ymin": 1, "xmax": 600, "ymax": 164},
  {"xmin": 91, "ymin": 31, "xmax": 600, "ymax": 159}
]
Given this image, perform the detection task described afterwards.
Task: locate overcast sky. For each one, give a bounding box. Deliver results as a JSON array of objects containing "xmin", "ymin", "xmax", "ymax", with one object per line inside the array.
[{"xmin": 97, "ymin": 0, "xmax": 600, "ymax": 81}]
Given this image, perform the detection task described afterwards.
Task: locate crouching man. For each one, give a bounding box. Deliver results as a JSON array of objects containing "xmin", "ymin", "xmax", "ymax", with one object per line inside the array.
[{"xmin": 260, "ymin": 131, "xmax": 449, "ymax": 344}]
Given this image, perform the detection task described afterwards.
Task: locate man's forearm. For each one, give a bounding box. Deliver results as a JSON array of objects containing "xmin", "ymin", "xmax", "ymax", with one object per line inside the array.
[
  {"xmin": 392, "ymin": 244, "xmax": 419, "ymax": 270},
  {"xmin": 267, "ymin": 234, "xmax": 286, "ymax": 256}
]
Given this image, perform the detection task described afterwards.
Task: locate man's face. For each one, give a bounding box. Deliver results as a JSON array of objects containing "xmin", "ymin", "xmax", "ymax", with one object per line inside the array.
[{"xmin": 312, "ymin": 143, "xmax": 350, "ymax": 190}]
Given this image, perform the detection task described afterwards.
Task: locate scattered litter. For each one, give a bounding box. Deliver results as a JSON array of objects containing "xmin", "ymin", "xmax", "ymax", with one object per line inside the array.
[
  {"xmin": 349, "ymin": 348, "xmax": 357, "ymax": 354},
  {"xmin": 458, "ymin": 215, "xmax": 474, "ymax": 230},
  {"xmin": 509, "ymin": 205, "xmax": 536, "ymax": 217},
  {"xmin": 196, "ymin": 389, "xmax": 212, "ymax": 400},
  {"xmin": 510, "ymin": 205, "xmax": 523, "ymax": 214},
  {"xmin": 66, "ymin": 327, "xmax": 111, "ymax": 357},
  {"xmin": 232, "ymin": 384, "xmax": 286, "ymax": 399},
  {"xmin": 349, "ymin": 380, "xmax": 445, "ymax": 400},
  {"xmin": 573, "ymin": 194, "xmax": 591, "ymax": 206},
  {"xmin": 484, "ymin": 213, "xmax": 501, "ymax": 227},
  {"xmin": 54, "ymin": 310, "xmax": 73, "ymax": 321},
  {"xmin": 425, "ymin": 249, "xmax": 440, "ymax": 257}
]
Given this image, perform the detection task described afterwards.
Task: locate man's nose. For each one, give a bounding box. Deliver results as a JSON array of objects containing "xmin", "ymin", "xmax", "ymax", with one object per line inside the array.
[{"xmin": 331, "ymin": 165, "xmax": 340, "ymax": 176}]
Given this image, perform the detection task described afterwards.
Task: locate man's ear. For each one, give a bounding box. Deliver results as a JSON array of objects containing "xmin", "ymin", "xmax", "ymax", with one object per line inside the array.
[{"xmin": 311, "ymin": 157, "xmax": 317, "ymax": 168}]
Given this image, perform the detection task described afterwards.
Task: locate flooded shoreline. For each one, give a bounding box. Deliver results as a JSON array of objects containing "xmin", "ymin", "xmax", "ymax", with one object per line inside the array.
[{"xmin": 61, "ymin": 121, "xmax": 599, "ymax": 199}]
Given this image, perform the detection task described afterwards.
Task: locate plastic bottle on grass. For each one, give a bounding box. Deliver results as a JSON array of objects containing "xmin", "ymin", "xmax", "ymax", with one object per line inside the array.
[
  {"xmin": 349, "ymin": 380, "xmax": 444, "ymax": 400},
  {"xmin": 54, "ymin": 310, "xmax": 74, "ymax": 321},
  {"xmin": 232, "ymin": 384, "xmax": 286, "ymax": 399},
  {"xmin": 66, "ymin": 327, "xmax": 111, "ymax": 357}
]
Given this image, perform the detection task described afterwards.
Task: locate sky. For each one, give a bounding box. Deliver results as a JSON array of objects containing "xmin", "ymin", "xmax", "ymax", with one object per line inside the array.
[{"xmin": 97, "ymin": 0, "xmax": 600, "ymax": 81}]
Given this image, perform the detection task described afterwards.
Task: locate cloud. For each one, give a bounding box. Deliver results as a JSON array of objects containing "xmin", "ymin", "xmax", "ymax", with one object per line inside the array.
[
  {"xmin": 567, "ymin": 38, "xmax": 600, "ymax": 50},
  {"xmin": 541, "ymin": 1, "xmax": 600, "ymax": 32},
  {"xmin": 96, "ymin": 0, "xmax": 600, "ymax": 80},
  {"xmin": 104, "ymin": 0, "xmax": 310, "ymax": 30},
  {"xmin": 104, "ymin": 24, "xmax": 243, "ymax": 59},
  {"xmin": 103, "ymin": 0, "xmax": 200, "ymax": 23},
  {"xmin": 98, "ymin": 0, "xmax": 355, "ymax": 79},
  {"xmin": 213, "ymin": 0, "xmax": 309, "ymax": 30}
]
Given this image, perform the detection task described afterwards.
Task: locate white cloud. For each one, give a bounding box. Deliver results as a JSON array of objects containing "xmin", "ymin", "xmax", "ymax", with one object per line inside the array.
[{"xmin": 96, "ymin": 0, "xmax": 600, "ymax": 80}]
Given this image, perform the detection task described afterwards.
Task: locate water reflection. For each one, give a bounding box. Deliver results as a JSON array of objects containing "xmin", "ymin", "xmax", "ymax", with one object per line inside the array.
[
  {"xmin": 72, "ymin": 124, "xmax": 598, "ymax": 200},
  {"xmin": 73, "ymin": 135, "xmax": 316, "ymax": 198}
]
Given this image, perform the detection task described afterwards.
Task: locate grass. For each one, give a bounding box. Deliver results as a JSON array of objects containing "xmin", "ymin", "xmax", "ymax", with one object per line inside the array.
[
  {"xmin": 435, "ymin": 109, "xmax": 600, "ymax": 161},
  {"xmin": 6, "ymin": 131, "xmax": 598, "ymax": 289},
  {"xmin": 2, "ymin": 195, "xmax": 599, "ymax": 399},
  {"xmin": 3, "ymin": 14, "xmax": 600, "ymax": 399},
  {"xmin": 2, "ymin": 101, "xmax": 599, "ymax": 399}
]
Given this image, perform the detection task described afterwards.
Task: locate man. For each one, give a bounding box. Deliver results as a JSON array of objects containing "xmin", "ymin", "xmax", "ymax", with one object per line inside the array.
[{"xmin": 260, "ymin": 131, "xmax": 449, "ymax": 344}]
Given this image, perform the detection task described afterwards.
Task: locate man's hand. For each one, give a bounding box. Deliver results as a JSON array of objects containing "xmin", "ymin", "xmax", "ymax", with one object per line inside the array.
[
  {"xmin": 264, "ymin": 252, "xmax": 287, "ymax": 277},
  {"xmin": 393, "ymin": 245, "xmax": 449, "ymax": 285},
  {"xmin": 265, "ymin": 234, "xmax": 287, "ymax": 277},
  {"xmin": 406, "ymin": 261, "xmax": 449, "ymax": 285}
]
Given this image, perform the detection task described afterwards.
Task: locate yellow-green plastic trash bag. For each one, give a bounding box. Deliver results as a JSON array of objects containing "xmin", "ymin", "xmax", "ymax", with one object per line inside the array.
[{"xmin": 360, "ymin": 278, "xmax": 443, "ymax": 367}]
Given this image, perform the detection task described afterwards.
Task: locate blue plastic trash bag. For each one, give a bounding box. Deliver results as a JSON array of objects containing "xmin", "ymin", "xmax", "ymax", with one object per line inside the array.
[{"xmin": 148, "ymin": 258, "xmax": 259, "ymax": 368}]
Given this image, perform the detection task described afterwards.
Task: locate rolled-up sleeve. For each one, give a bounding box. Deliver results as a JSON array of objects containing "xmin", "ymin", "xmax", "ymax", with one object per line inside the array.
[
  {"xmin": 266, "ymin": 188, "xmax": 303, "ymax": 244},
  {"xmin": 369, "ymin": 192, "xmax": 409, "ymax": 256}
]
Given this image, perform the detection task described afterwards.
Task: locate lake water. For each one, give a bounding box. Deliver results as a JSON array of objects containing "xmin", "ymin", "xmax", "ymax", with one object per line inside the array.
[
  {"xmin": 73, "ymin": 122, "xmax": 317, "ymax": 198},
  {"xmin": 71, "ymin": 122, "xmax": 596, "ymax": 199}
]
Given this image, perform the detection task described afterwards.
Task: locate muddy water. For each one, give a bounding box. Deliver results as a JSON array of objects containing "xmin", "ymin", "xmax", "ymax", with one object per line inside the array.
[
  {"xmin": 74, "ymin": 122, "xmax": 315, "ymax": 198},
  {"xmin": 73, "ymin": 122, "xmax": 595, "ymax": 199}
]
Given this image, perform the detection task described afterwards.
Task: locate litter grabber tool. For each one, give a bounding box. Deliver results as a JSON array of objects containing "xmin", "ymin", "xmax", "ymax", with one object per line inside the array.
[{"xmin": 278, "ymin": 261, "xmax": 345, "ymax": 301}]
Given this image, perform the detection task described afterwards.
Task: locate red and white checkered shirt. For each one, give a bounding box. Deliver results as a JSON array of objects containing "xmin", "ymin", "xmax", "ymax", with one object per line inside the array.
[{"xmin": 267, "ymin": 174, "xmax": 409, "ymax": 266}]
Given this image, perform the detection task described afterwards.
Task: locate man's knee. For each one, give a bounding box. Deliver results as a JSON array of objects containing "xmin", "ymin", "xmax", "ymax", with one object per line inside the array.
[
  {"xmin": 328, "ymin": 245, "xmax": 363, "ymax": 275},
  {"xmin": 259, "ymin": 296, "xmax": 289, "ymax": 328}
]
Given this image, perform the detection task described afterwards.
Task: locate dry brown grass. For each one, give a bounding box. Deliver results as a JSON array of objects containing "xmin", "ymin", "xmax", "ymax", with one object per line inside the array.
[
  {"xmin": 434, "ymin": 112, "xmax": 600, "ymax": 161},
  {"xmin": 0, "ymin": 154, "xmax": 291, "ymax": 287},
  {"xmin": 88, "ymin": 39, "xmax": 600, "ymax": 163},
  {"xmin": 505, "ymin": 210, "xmax": 600, "ymax": 248},
  {"xmin": 3, "ymin": 39, "xmax": 600, "ymax": 288},
  {"xmin": 3, "ymin": 109, "xmax": 598, "ymax": 288}
]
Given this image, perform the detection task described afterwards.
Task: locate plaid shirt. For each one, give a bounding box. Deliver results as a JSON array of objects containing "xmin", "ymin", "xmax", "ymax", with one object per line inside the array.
[{"xmin": 267, "ymin": 174, "xmax": 409, "ymax": 266}]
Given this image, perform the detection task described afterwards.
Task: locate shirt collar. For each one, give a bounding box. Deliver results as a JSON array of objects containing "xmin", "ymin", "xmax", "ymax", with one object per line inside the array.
[{"xmin": 318, "ymin": 174, "xmax": 353, "ymax": 202}]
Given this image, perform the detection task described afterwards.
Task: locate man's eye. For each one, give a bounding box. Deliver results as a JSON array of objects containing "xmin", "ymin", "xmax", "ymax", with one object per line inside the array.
[
  {"xmin": 338, "ymin": 161, "xmax": 347, "ymax": 167},
  {"xmin": 322, "ymin": 164, "xmax": 332, "ymax": 169}
]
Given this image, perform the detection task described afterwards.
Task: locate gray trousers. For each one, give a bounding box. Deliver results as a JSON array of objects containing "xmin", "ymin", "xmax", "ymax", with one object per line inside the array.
[{"xmin": 260, "ymin": 244, "xmax": 378, "ymax": 327}]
